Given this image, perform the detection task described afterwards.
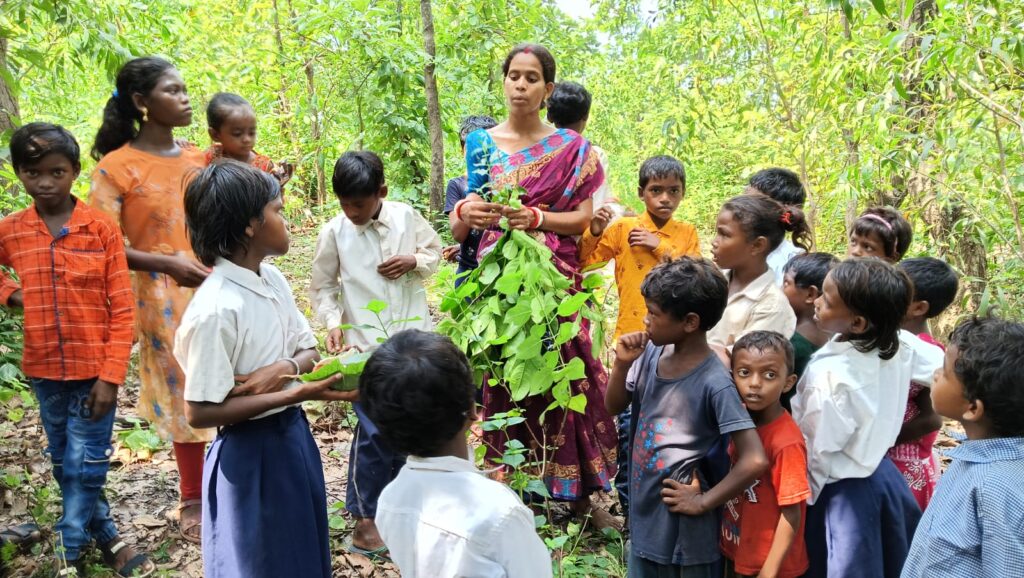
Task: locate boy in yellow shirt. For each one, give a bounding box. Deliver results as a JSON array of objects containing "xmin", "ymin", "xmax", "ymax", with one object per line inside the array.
[{"xmin": 579, "ymin": 155, "xmax": 700, "ymax": 520}]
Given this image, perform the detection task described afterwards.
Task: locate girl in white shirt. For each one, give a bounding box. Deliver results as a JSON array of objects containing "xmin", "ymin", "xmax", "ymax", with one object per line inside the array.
[
  {"xmin": 174, "ymin": 161, "xmax": 354, "ymax": 578},
  {"xmin": 791, "ymin": 258, "xmax": 940, "ymax": 578}
]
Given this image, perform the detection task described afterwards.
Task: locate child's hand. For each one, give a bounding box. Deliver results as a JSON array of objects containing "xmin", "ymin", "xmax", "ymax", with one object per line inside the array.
[
  {"xmin": 231, "ymin": 361, "xmax": 293, "ymax": 397},
  {"xmin": 273, "ymin": 161, "xmax": 294, "ymax": 187},
  {"xmin": 5, "ymin": 289, "xmax": 23, "ymax": 309},
  {"xmin": 297, "ymin": 373, "xmax": 359, "ymax": 403},
  {"xmin": 628, "ymin": 228, "xmax": 661, "ymax": 251},
  {"xmin": 86, "ymin": 379, "xmax": 118, "ymax": 421},
  {"xmin": 378, "ymin": 255, "xmax": 417, "ymax": 279},
  {"xmin": 614, "ymin": 332, "xmax": 649, "ymax": 365},
  {"xmin": 442, "ymin": 245, "xmax": 460, "ymax": 262},
  {"xmin": 661, "ymin": 475, "xmax": 706, "ymax": 515},
  {"xmin": 590, "ymin": 206, "xmax": 614, "ymax": 236},
  {"xmin": 165, "ymin": 257, "xmax": 210, "ymax": 288},
  {"xmin": 326, "ymin": 328, "xmax": 345, "ymax": 354}
]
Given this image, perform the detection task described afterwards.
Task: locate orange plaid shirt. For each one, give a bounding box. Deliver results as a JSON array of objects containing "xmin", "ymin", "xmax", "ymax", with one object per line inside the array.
[{"xmin": 0, "ymin": 200, "xmax": 135, "ymax": 384}]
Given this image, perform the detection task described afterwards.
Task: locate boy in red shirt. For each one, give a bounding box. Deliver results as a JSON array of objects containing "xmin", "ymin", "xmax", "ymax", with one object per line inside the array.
[
  {"xmin": 721, "ymin": 331, "xmax": 810, "ymax": 578},
  {"xmin": 0, "ymin": 123, "xmax": 150, "ymax": 577}
]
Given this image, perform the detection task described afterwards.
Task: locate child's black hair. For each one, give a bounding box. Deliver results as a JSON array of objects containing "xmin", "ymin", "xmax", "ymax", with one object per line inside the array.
[
  {"xmin": 502, "ymin": 43, "xmax": 556, "ymax": 84},
  {"xmin": 638, "ymin": 155, "xmax": 686, "ymax": 191},
  {"xmin": 722, "ymin": 193, "xmax": 813, "ymax": 252},
  {"xmin": 898, "ymin": 257, "xmax": 959, "ymax": 319},
  {"xmin": 851, "ymin": 206, "xmax": 913, "ymax": 261},
  {"xmin": 359, "ymin": 329, "xmax": 477, "ymax": 457},
  {"xmin": 332, "ymin": 151, "xmax": 384, "ymax": 199},
  {"xmin": 829, "ymin": 258, "xmax": 911, "ymax": 360},
  {"xmin": 9, "ymin": 122, "xmax": 81, "ymax": 172},
  {"xmin": 459, "ymin": 115, "xmax": 498, "ymax": 147},
  {"xmin": 949, "ymin": 316, "xmax": 1024, "ymax": 437},
  {"xmin": 748, "ymin": 168, "xmax": 805, "ymax": 207},
  {"xmin": 782, "ymin": 252, "xmax": 838, "ymax": 290},
  {"xmin": 546, "ymin": 82, "xmax": 591, "ymax": 128},
  {"xmin": 206, "ymin": 92, "xmax": 252, "ymax": 130},
  {"xmin": 184, "ymin": 160, "xmax": 281, "ymax": 267},
  {"xmin": 640, "ymin": 256, "xmax": 728, "ymax": 330},
  {"xmin": 732, "ymin": 330, "xmax": 795, "ymax": 376},
  {"xmin": 92, "ymin": 56, "xmax": 176, "ymax": 160}
]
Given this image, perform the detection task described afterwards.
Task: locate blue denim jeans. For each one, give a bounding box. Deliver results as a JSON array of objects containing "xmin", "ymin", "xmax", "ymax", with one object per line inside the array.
[{"xmin": 31, "ymin": 378, "xmax": 119, "ymax": 562}]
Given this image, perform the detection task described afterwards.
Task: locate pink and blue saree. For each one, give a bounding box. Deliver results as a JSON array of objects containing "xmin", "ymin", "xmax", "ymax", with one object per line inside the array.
[{"xmin": 465, "ymin": 127, "xmax": 617, "ymax": 500}]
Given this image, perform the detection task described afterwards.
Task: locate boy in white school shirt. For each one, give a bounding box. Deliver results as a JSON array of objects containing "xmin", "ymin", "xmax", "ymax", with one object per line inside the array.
[
  {"xmin": 308, "ymin": 150, "xmax": 442, "ymax": 559},
  {"xmin": 362, "ymin": 330, "xmax": 552, "ymax": 578}
]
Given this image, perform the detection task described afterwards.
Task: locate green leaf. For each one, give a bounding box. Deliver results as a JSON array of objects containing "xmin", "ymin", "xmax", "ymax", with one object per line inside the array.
[
  {"xmin": 568, "ymin": 393, "xmax": 588, "ymax": 414},
  {"xmin": 365, "ymin": 299, "xmax": 387, "ymax": 314},
  {"xmin": 581, "ymin": 274, "xmax": 604, "ymax": 290},
  {"xmin": 868, "ymin": 0, "xmax": 887, "ymax": 18},
  {"xmin": 478, "ymin": 262, "xmax": 500, "ymax": 285},
  {"xmin": 495, "ymin": 273, "xmax": 523, "ymax": 296},
  {"xmin": 556, "ymin": 292, "xmax": 590, "ymax": 317}
]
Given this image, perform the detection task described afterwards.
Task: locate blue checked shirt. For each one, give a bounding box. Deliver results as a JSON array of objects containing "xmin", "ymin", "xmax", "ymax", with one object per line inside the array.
[{"xmin": 902, "ymin": 436, "xmax": 1024, "ymax": 578}]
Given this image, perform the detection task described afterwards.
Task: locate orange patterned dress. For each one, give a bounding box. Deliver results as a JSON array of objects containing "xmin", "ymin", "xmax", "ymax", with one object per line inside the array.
[{"xmin": 89, "ymin": 144, "xmax": 215, "ymax": 443}]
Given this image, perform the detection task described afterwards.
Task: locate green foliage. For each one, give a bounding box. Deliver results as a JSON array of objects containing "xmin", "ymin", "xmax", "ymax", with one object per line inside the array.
[{"xmin": 116, "ymin": 418, "xmax": 165, "ymax": 454}]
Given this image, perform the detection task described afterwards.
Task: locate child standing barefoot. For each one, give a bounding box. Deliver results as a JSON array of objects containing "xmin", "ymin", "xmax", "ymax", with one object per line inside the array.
[{"xmin": 174, "ymin": 161, "xmax": 354, "ymax": 578}]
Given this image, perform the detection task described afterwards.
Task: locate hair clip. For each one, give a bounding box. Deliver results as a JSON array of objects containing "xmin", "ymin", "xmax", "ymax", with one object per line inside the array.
[
  {"xmin": 780, "ymin": 210, "xmax": 793, "ymax": 225},
  {"xmin": 112, "ymin": 89, "xmax": 119, "ymax": 99},
  {"xmin": 522, "ymin": 46, "xmax": 533, "ymax": 54}
]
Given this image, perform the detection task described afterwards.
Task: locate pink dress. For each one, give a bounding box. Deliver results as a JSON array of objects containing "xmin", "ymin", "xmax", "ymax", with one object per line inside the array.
[{"xmin": 886, "ymin": 333, "xmax": 943, "ymax": 510}]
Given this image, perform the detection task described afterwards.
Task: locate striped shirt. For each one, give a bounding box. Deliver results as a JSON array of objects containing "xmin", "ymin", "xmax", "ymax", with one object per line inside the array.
[
  {"xmin": 902, "ymin": 436, "xmax": 1024, "ymax": 578},
  {"xmin": 0, "ymin": 200, "xmax": 135, "ymax": 384}
]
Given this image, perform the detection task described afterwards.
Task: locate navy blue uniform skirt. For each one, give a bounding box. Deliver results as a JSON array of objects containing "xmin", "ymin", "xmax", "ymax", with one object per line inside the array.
[
  {"xmin": 202, "ymin": 407, "xmax": 331, "ymax": 578},
  {"xmin": 803, "ymin": 457, "xmax": 921, "ymax": 578}
]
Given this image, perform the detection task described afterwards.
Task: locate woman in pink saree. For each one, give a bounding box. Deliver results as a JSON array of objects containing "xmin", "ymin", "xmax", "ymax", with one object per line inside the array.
[{"xmin": 456, "ymin": 43, "xmax": 619, "ymax": 528}]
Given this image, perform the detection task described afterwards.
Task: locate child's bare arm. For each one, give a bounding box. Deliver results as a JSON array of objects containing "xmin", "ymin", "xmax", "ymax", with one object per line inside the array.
[
  {"xmin": 662, "ymin": 428, "xmax": 768, "ymax": 515},
  {"xmin": 231, "ymin": 348, "xmax": 320, "ymax": 397},
  {"xmin": 606, "ymin": 332, "xmax": 648, "ymax": 414},
  {"xmin": 758, "ymin": 504, "xmax": 801, "ymax": 578},
  {"xmin": 186, "ymin": 373, "xmax": 351, "ymax": 428},
  {"xmin": 895, "ymin": 387, "xmax": 943, "ymax": 444}
]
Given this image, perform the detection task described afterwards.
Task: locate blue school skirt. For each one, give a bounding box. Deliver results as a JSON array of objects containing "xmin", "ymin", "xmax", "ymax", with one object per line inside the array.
[
  {"xmin": 202, "ymin": 407, "xmax": 331, "ymax": 578},
  {"xmin": 803, "ymin": 457, "xmax": 921, "ymax": 578}
]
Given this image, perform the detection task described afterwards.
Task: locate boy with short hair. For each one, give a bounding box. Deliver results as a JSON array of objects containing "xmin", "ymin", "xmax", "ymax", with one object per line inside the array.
[
  {"xmin": 780, "ymin": 252, "xmax": 838, "ymax": 409},
  {"xmin": 720, "ymin": 331, "xmax": 810, "ymax": 578},
  {"xmin": 364, "ymin": 330, "xmax": 552, "ymax": 577},
  {"xmin": 581, "ymin": 155, "xmax": 700, "ymax": 517},
  {"xmin": 606, "ymin": 257, "xmax": 768, "ymax": 577},
  {"xmin": 0, "ymin": 123, "xmax": 151, "ymax": 576},
  {"xmin": 443, "ymin": 114, "xmax": 497, "ymax": 281},
  {"xmin": 309, "ymin": 150, "xmax": 442, "ymax": 558},
  {"xmin": 902, "ymin": 316, "xmax": 1024, "ymax": 577},
  {"xmin": 745, "ymin": 168, "xmax": 806, "ymax": 284}
]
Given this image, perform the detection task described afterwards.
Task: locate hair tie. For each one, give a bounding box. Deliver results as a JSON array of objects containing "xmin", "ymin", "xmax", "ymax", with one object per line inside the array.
[
  {"xmin": 859, "ymin": 213, "xmax": 893, "ymax": 231},
  {"xmin": 780, "ymin": 210, "xmax": 793, "ymax": 226},
  {"xmin": 112, "ymin": 89, "xmax": 119, "ymax": 99},
  {"xmin": 522, "ymin": 46, "xmax": 533, "ymax": 54}
]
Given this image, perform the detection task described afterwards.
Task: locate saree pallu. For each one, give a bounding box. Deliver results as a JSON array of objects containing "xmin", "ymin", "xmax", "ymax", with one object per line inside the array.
[{"xmin": 465, "ymin": 128, "xmax": 617, "ymax": 500}]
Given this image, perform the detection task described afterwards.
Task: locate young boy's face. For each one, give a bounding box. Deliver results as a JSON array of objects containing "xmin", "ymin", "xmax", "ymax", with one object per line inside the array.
[
  {"xmin": 782, "ymin": 271, "xmax": 815, "ymax": 315},
  {"xmin": 339, "ymin": 190, "xmax": 385, "ymax": 226},
  {"xmin": 931, "ymin": 344, "xmax": 969, "ymax": 421},
  {"xmin": 638, "ymin": 175, "xmax": 683, "ymax": 225},
  {"xmin": 643, "ymin": 300, "xmax": 689, "ymax": 346},
  {"xmin": 16, "ymin": 153, "xmax": 79, "ymax": 211},
  {"xmin": 252, "ymin": 196, "xmax": 290, "ymax": 257},
  {"xmin": 732, "ymin": 347, "xmax": 796, "ymax": 413}
]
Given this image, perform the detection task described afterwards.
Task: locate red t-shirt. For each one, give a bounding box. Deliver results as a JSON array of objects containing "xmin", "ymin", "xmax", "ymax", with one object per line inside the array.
[{"xmin": 720, "ymin": 411, "xmax": 810, "ymax": 578}]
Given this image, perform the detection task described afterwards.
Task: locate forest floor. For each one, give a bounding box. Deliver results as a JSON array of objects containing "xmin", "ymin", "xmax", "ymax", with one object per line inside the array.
[{"xmin": 0, "ymin": 222, "xmax": 965, "ymax": 578}]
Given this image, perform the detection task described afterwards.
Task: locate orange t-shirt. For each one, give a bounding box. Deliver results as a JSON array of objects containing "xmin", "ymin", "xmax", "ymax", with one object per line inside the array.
[{"xmin": 720, "ymin": 411, "xmax": 810, "ymax": 578}]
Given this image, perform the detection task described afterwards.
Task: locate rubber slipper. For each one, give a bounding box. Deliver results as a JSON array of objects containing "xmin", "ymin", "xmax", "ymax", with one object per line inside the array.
[
  {"xmin": 177, "ymin": 498, "xmax": 202, "ymax": 544},
  {"xmin": 0, "ymin": 522, "xmax": 42, "ymax": 548},
  {"xmin": 342, "ymin": 536, "xmax": 391, "ymax": 564},
  {"xmin": 101, "ymin": 539, "xmax": 155, "ymax": 577}
]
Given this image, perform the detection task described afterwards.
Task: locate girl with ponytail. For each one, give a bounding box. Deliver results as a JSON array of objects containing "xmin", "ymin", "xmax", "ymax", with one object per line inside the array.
[
  {"xmin": 708, "ymin": 193, "xmax": 813, "ymax": 354},
  {"xmin": 88, "ymin": 56, "xmax": 213, "ymax": 545}
]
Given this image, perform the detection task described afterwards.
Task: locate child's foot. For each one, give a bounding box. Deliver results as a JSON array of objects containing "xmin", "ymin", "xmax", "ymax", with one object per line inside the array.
[
  {"xmin": 350, "ymin": 517, "xmax": 385, "ymax": 551},
  {"xmin": 177, "ymin": 498, "xmax": 202, "ymax": 544},
  {"xmin": 101, "ymin": 537, "xmax": 155, "ymax": 577}
]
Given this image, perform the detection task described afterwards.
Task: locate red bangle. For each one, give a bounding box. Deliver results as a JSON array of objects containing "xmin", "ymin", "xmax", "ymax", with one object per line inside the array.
[
  {"xmin": 530, "ymin": 207, "xmax": 544, "ymax": 229},
  {"xmin": 454, "ymin": 199, "xmax": 469, "ymax": 222}
]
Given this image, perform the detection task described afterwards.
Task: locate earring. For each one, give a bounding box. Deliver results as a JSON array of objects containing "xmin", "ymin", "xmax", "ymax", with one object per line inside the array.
[{"xmin": 141, "ymin": 107, "xmax": 149, "ymax": 123}]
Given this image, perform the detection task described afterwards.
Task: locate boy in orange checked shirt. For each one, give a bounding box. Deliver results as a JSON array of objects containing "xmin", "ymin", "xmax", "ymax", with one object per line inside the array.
[
  {"xmin": 0, "ymin": 123, "xmax": 151, "ymax": 576},
  {"xmin": 579, "ymin": 154, "xmax": 699, "ymax": 520}
]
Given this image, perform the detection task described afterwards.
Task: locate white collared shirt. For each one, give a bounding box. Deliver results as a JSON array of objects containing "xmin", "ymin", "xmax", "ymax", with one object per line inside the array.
[
  {"xmin": 766, "ymin": 239, "xmax": 804, "ymax": 286},
  {"xmin": 708, "ymin": 268, "xmax": 797, "ymax": 350},
  {"xmin": 308, "ymin": 201, "xmax": 441, "ymax": 350},
  {"xmin": 175, "ymin": 258, "xmax": 317, "ymax": 419},
  {"xmin": 791, "ymin": 330, "xmax": 943, "ymax": 503},
  {"xmin": 377, "ymin": 455, "xmax": 552, "ymax": 578}
]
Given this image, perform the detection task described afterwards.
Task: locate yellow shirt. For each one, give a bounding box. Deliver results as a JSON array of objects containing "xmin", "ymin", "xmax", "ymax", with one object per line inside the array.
[{"xmin": 579, "ymin": 212, "xmax": 700, "ymax": 340}]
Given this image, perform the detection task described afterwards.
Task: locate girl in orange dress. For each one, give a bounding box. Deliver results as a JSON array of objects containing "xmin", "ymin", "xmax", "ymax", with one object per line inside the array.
[{"xmin": 89, "ymin": 56, "xmax": 213, "ymax": 544}]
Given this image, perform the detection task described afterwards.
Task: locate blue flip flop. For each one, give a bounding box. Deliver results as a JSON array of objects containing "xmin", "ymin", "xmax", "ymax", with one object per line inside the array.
[{"xmin": 342, "ymin": 536, "xmax": 391, "ymax": 564}]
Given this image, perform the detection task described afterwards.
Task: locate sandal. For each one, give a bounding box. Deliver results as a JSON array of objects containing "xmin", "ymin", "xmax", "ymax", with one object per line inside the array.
[
  {"xmin": 0, "ymin": 522, "xmax": 42, "ymax": 549},
  {"xmin": 177, "ymin": 498, "xmax": 202, "ymax": 544},
  {"xmin": 342, "ymin": 536, "xmax": 391, "ymax": 564},
  {"xmin": 101, "ymin": 538, "xmax": 155, "ymax": 578}
]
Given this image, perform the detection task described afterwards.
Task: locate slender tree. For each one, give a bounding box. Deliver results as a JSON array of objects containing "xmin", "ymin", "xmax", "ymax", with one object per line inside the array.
[{"xmin": 420, "ymin": 0, "xmax": 445, "ymax": 215}]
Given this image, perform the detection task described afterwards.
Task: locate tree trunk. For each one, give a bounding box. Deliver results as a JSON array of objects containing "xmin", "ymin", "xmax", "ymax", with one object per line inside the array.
[
  {"xmin": 0, "ymin": 36, "xmax": 19, "ymax": 136},
  {"xmin": 419, "ymin": 0, "xmax": 445, "ymax": 216},
  {"xmin": 271, "ymin": 0, "xmax": 304, "ymax": 196},
  {"xmin": 304, "ymin": 59, "xmax": 327, "ymax": 205},
  {"xmin": 839, "ymin": 10, "xmax": 861, "ymax": 234}
]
